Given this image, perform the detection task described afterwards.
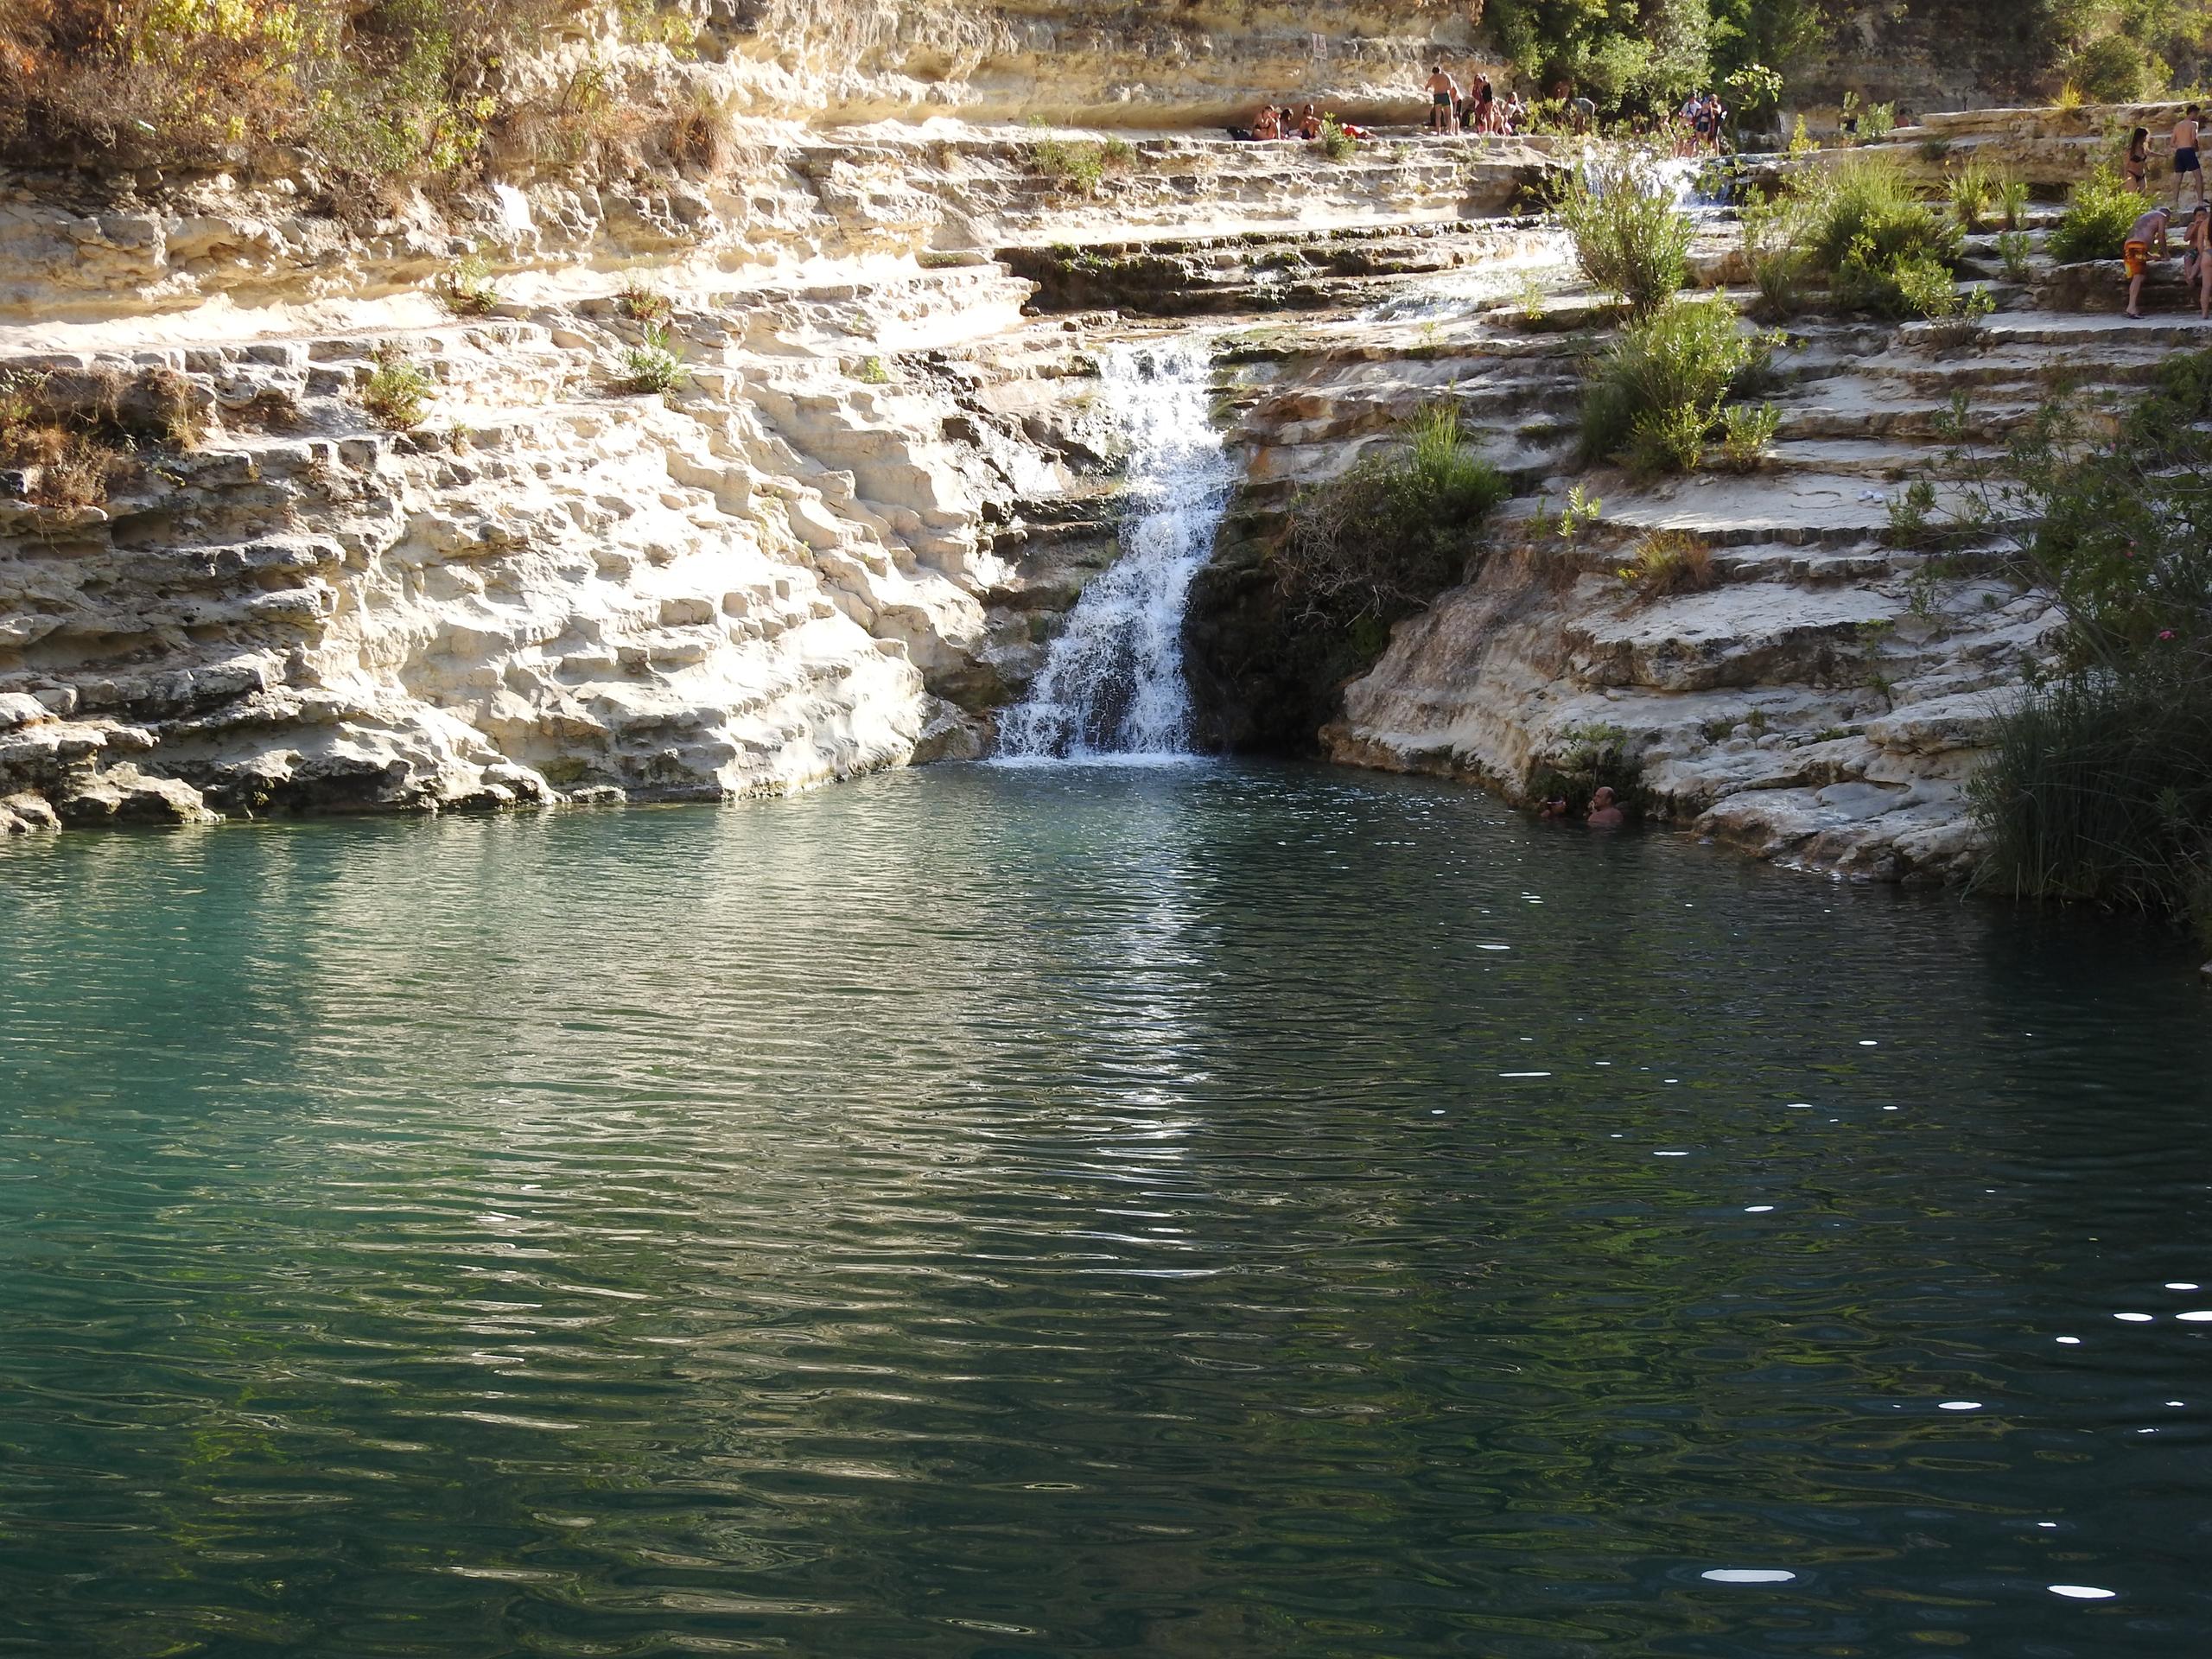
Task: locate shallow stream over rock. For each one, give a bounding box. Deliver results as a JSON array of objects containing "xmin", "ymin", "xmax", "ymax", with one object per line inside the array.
[{"xmin": 3, "ymin": 763, "xmax": 2209, "ymax": 1655}]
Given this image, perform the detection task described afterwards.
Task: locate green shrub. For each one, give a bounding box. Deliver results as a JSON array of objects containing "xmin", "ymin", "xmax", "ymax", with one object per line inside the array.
[
  {"xmin": 1028, "ymin": 130, "xmax": 1131, "ymax": 194},
  {"xmin": 1278, "ymin": 403, "xmax": 1511, "ymax": 628},
  {"xmin": 2066, "ymin": 33, "xmax": 2162, "ymax": 105},
  {"xmin": 361, "ymin": 346, "xmax": 431, "ymax": 430},
  {"xmin": 1580, "ymin": 296, "xmax": 1773, "ymax": 475},
  {"xmin": 1999, "ymin": 177, "xmax": 2031, "ymax": 231},
  {"xmin": 1948, "ymin": 158, "xmax": 1997, "ymax": 230},
  {"xmin": 856, "ymin": 354, "xmax": 893, "ymax": 385},
  {"xmin": 437, "ymin": 251, "xmax": 499, "ymax": 316},
  {"xmin": 1971, "ymin": 667, "xmax": 2212, "ymax": 925},
  {"xmin": 1556, "ymin": 152, "xmax": 1693, "ymax": 317},
  {"xmin": 1798, "ymin": 156, "xmax": 1960, "ymax": 310},
  {"xmin": 1718, "ymin": 401, "xmax": 1781, "ymax": 469},
  {"xmin": 1861, "ymin": 101, "xmax": 1897, "ymax": 142},
  {"xmin": 1997, "ymin": 229, "xmax": 2034, "ymax": 282},
  {"xmin": 2049, "ymin": 164, "xmax": 2154, "ymax": 264},
  {"xmin": 623, "ymin": 323, "xmax": 686, "ymax": 395},
  {"xmin": 1740, "ymin": 188, "xmax": 1807, "ymax": 321},
  {"xmin": 1967, "ymin": 350, "xmax": 2212, "ymax": 938},
  {"xmin": 1318, "ymin": 116, "xmax": 1357, "ymax": 162}
]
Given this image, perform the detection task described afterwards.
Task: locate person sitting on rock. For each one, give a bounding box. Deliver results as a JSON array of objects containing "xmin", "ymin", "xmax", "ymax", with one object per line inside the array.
[
  {"xmin": 1297, "ymin": 103, "xmax": 1324, "ymax": 141},
  {"xmin": 2124, "ymin": 204, "xmax": 2172, "ymax": 320},
  {"xmin": 1249, "ymin": 102, "xmax": 1281, "ymax": 141},
  {"xmin": 1586, "ymin": 785, "xmax": 1626, "ymax": 829},
  {"xmin": 1427, "ymin": 64, "xmax": 1461, "ymax": 134}
]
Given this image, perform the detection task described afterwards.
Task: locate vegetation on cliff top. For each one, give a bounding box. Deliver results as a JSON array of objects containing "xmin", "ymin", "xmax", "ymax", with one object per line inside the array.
[{"xmin": 0, "ymin": 0, "xmax": 707, "ymax": 179}]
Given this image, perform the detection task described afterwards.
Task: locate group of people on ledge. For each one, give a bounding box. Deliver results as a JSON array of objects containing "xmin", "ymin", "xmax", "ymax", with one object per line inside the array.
[
  {"xmin": 2119, "ymin": 108, "xmax": 2212, "ymax": 318},
  {"xmin": 1423, "ymin": 64, "xmax": 1529, "ymax": 135},
  {"xmin": 1235, "ymin": 101, "xmax": 1376, "ymax": 142}
]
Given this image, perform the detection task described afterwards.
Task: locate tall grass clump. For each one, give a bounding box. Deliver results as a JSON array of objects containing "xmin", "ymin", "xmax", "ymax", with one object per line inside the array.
[
  {"xmin": 1740, "ymin": 187, "xmax": 1807, "ymax": 321},
  {"xmin": 2048, "ymin": 164, "xmax": 2154, "ymax": 263},
  {"xmin": 1968, "ymin": 351, "xmax": 2212, "ymax": 941},
  {"xmin": 360, "ymin": 346, "xmax": 430, "ymax": 429},
  {"xmin": 1948, "ymin": 157, "xmax": 1997, "ymax": 229},
  {"xmin": 1797, "ymin": 155, "xmax": 1961, "ymax": 315},
  {"xmin": 1028, "ymin": 128, "xmax": 1136, "ymax": 194},
  {"xmin": 623, "ymin": 323, "xmax": 686, "ymax": 395},
  {"xmin": 1278, "ymin": 403, "xmax": 1511, "ymax": 632},
  {"xmin": 1580, "ymin": 297, "xmax": 1773, "ymax": 476},
  {"xmin": 1557, "ymin": 152, "xmax": 1693, "ymax": 317}
]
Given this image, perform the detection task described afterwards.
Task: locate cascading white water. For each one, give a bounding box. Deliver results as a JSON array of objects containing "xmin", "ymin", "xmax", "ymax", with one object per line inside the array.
[{"xmin": 996, "ymin": 339, "xmax": 1234, "ymax": 760}]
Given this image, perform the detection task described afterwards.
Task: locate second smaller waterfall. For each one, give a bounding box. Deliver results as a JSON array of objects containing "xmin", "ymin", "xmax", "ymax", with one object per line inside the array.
[{"xmin": 996, "ymin": 340, "xmax": 1234, "ymax": 760}]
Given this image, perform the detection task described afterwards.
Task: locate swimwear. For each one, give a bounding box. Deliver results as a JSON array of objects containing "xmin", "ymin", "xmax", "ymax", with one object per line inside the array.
[
  {"xmin": 1433, "ymin": 92, "xmax": 1452, "ymax": 106},
  {"xmin": 2177, "ymin": 146, "xmax": 2201, "ymax": 175},
  {"xmin": 2125, "ymin": 239, "xmax": 2151, "ymax": 279}
]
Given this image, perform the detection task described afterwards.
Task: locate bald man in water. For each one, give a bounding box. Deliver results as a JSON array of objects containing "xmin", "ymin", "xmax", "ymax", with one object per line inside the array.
[{"xmin": 1586, "ymin": 786, "xmax": 1625, "ymax": 829}]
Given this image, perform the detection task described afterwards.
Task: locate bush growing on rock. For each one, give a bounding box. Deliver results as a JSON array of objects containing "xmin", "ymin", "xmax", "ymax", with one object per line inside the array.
[
  {"xmin": 1798, "ymin": 156, "xmax": 1961, "ymax": 315},
  {"xmin": 1557, "ymin": 153, "xmax": 1693, "ymax": 317},
  {"xmin": 1580, "ymin": 296, "xmax": 1774, "ymax": 477},
  {"xmin": 1967, "ymin": 352, "xmax": 2212, "ymax": 939},
  {"xmin": 1618, "ymin": 530, "xmax": 1715, "ymax": 596},
  {"xmin": 361, "ymin": 346, "xmax": 431, "ymax": 430},
  {"xmin": 1278, "ymin": 403, "xmax": 1510, "ymax": 633},
  {"xmin": 622, "ymin": 324, "xmax": 687, "ymax": 396},
  {"xmin": 1740, "ymin": 188, "xmax": 1808, "ymax": 321},
  {"xmin": 437, "ymin": 252, "xmax": 500, "ymax": 316},
  {"xmin": 1028, "ymin": 131, "xmax": 1135, "ymax": 195},
  {"xmin": 2048, "ymin": 164, "xmax": 2153, "ymax": 264}
]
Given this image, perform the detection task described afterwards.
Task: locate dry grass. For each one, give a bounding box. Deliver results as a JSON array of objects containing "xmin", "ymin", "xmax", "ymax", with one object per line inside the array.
[
  {"xmin": 1618, "ymin": 531, "xmax": 1715, "ymax": 598},
  {"xmin": 0, "ymin": 363, "xmax": 195, "ymax": 507},
  {"xmin": 0, "ymin": 1, "xmax": 573, "ymax": 179}
]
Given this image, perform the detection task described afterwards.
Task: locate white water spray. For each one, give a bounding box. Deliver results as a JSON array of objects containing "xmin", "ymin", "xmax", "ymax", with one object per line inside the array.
[{"xmin": 996, "ymin": 340, "xmax": 1233, "ymax": 760}]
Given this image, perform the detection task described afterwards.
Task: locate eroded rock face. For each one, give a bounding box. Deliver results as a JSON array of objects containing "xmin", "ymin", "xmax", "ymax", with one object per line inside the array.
[
  {"xmin": 0, "ymin": 285, "xmax": 1122, "ymax": 825},
  {"xmin": 1185, "ymin": 294, "xmax": 2173, "ymax": 885}
]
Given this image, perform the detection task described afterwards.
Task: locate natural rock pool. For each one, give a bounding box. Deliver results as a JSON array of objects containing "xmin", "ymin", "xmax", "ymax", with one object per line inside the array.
[{"xmin": 3, "ymin": 763, "xmax": 2209, "ymax": 1656}]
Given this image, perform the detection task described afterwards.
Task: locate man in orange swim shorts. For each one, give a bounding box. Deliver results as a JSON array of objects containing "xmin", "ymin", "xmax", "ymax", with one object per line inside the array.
[{"xmin": 2125, "ymin": 204, "xmax": 2173, "ymax": 318}]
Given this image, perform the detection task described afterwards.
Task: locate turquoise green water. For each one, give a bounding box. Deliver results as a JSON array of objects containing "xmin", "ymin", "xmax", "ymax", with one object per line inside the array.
[{"xmin": 2, "ymin": 760, "xmax": 2209, "ymax": 1657}]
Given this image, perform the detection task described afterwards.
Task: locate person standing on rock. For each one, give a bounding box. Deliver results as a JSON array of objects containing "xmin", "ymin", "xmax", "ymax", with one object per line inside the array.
[
  {"xmin": 2173, "ymin": 106, "xmax": 2204, "ymax": 212},
  {"xmin": 2185, "ymin": 205, "xmax": 2212, "ymax": 319},
  {"xmin": 2126, "ymin": 125, "xmax": 2152, "ymax": 193},
  {"xmin": 1427, "ymin": 63, "xmax": 1461, "ymax": 134},
  {"xmin": 2124, "ymin": 203, "xmax": 2172, "ymax": 319}
]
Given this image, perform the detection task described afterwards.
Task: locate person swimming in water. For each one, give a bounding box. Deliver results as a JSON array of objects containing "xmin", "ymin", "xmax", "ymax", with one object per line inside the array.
[{"xmin": 1586, "ymin": 786, "xmax": 1625, "ymax": 829}]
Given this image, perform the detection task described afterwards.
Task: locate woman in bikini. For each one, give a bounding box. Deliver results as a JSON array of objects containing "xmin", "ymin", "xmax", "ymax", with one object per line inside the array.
[{"xmin": 2126, "ymin": 126, "xmax": 2151, "ymax": 192}]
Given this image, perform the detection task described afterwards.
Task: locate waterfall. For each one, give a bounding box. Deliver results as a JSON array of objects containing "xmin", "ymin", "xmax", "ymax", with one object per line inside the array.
[{"xmin": 996, "ymin": 339, "xmax": 1233, "ymax": 760}]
